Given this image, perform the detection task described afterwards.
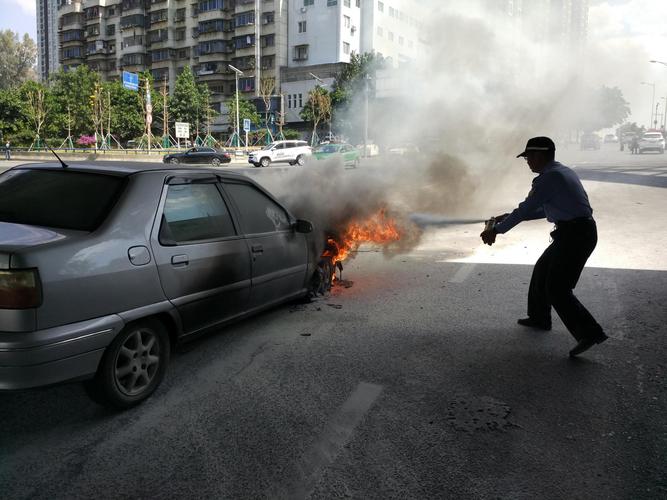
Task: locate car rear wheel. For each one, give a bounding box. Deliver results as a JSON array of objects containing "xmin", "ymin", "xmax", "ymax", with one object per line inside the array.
[
  {"xmin": 296, "ymin": 155, "xmax": 305, "ymax": 166},
  {"xmin": 260, "ymin": 157, "xmax": 271, "ymax": 167},
  {"xmin": 84, "ymin": 318, "xmax": 170, "ymax": 409},
  {"xmin": 211, "ymin": 157, "xmax": 221, "ymax": 166},
  {"xmin": 170, "ymin": 158, "xmax": 179, "ymax": 164}
]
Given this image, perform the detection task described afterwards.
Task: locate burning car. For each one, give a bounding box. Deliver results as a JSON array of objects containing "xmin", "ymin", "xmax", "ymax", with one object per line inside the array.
[{"xmin": 0, "ymin": 162, "xmax": 317, "ymax": 408}]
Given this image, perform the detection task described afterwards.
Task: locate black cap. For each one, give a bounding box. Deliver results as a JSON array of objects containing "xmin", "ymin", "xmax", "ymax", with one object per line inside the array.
[{"xmin": 516, "ymin": 136, "xmax": 556, "ymax": 158}]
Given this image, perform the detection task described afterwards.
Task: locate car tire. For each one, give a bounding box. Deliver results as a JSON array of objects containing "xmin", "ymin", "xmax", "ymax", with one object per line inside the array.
[
  {"xmin": 296, "ymin": 155, "xmax": 305, "ymax": 166},
  {"xmin": 260, "ymin": 157, "xmax": 271, "ymax": 168},
  {"xmin": 211, "ymin": 157, "xmax": 221, "ymax": 166},
  {"xmin": 170, "ymin": 158, "xmax": 179, "ymax": 164},
  {"xmin": 84, "ymin": 318, "xmax": 170, "ymax": 410}
]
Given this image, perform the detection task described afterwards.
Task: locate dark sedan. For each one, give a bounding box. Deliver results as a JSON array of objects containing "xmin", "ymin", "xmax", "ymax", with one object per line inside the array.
[
  {"xmin": 0, "ymin": 162, "xmax": 316, "ymax": 408},
  {"xmin": 163, "ymin": 147, "xmax": 231, "ymax": 166}
]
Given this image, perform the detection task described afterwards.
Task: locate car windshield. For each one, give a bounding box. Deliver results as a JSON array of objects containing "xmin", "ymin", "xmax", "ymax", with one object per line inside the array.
[
  {"xmin": 0, "ymin": 169, "xmax": 125, "ymax": 231},
  {"xmin": 261, "ymin": 143, "xmax": 277, "ymax": 151},
  {"xmin": 315, "ymin": 145, "xmax": 340, "ymax": 153}
]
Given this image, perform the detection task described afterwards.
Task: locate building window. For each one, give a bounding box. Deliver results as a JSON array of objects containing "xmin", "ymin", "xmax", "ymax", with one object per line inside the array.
[
  {"xmin": 299, "ymin": 94, "xmax": 303, "ymax": 107},
  {"xmin": 304, "ymin": 0, "xmax": 314, "ymax": 5},
  {"xmin": 327, "ymin": 0, "xmax": 337, "ymax": 6},
  {"xmin": 106, "ymin": 24, "xmax": 115, "ymax": 36},
  {"xmin": 261, "ymin": 55, "xmax": 274, "ymax": 69},
  {"xmin": 198, "ymin": 0, "xmax": 224, "ymax": 13},
  {"xmin": 175, "ymin": 8, "xmax": 186, "ymax": 22},
  {"xmin": 378, "ymin": 1, "xmax": 384, "ymax": 12},
  {"xmin": 107, "ymin": 6, "xmax": 116, "ymax": 16},
  {"xmin": 234, "ymin": 34, "xmax": 255, "ymax": 49},
  {"xmin": 356, "ymin": 0, "xmax": 360, "ymax": 6},
  {"xmin": 174, "ymin": 28, "xmax": 186, "ymax": 41},
  {"xmin": 262, "ymin": 11, "xmax": 274, "ymax": 24},
  {"xmin": 287, "ymin": 94, "xmax": 292, "ymax": 108},
  {"xmin": 388, "ymin": 6, "xmax": 395, "ymax": 17},
  {"xmin": 235, "ymin": 11, "xmax": 255, "ymax": 27},
  {"xmin": 343, "ymin": 42, "xmax": 350, "ymax": 54},
  {"xmin": 376, "ymin": 26, "xmax": 382, "ymax": 37},
  {"xmin": 388, "ymin": 31, "xmax": 394, "ymax": 41},
  {"xmin": 343, "ymin": 15, "xmax": 350, "ymax": 28},
  {"xmin": 239, "ymin": 77, "xmax": 255, "ymax": 92},
  {"xmin": 261, "ymin": 34, "xmax": 275, "ymax": 47},
  {"xmin": 293, "ymin": 44, "xmax": 308, "ymax": 61},
  {"xmin": 344, "ymin": 0, "xmax": 350, "ymax": 6},
  {"xmin": 298, "ymin": 21, "xmax": 306, "ymax": 33}
]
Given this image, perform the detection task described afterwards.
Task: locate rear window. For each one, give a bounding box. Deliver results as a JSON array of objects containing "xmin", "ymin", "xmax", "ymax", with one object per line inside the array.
[
  {"xmin": 0, "ymin": 169, "xmax": 125, "ymax": 231},
  {"xmin": 644, "ymin": 133, "xmax": 663, "ymax": 139}
]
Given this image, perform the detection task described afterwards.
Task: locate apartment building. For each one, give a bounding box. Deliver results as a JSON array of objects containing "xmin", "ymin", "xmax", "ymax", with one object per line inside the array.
[
  {"xmin": 37, "ymin": 0, "xmax": 61, "ymax": 81},
  {"xmin": 56, "ymin": 0, "xmax": 288, "ymax": 121},
  {"xmin": 282, "ymin": 0, "xmax": 422, "ymax": 124}
]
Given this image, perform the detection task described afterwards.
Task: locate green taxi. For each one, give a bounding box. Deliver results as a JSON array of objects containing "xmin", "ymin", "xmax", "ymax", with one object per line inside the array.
[{"xmin": 312, "ymin": 143, "xmax": 360, "ymax": 167}]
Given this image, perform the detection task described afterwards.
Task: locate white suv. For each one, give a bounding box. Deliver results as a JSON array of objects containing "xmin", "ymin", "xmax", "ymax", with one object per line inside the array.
[
  {"xmin": 248, "ymin": 140, "xmax": 312, "ymax": 167},
  {"xmin": 638, "ymin": 132, "xmax": 665, "ymax": 154}
]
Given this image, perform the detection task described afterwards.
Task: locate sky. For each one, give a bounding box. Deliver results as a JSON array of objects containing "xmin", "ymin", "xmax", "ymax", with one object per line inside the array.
[{"xmin": 0, "ymin": 0, "xmax": 665, "ymax": 128}]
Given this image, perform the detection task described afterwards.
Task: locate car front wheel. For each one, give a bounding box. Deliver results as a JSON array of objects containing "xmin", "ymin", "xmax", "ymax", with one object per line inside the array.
[
  {"xmin": 260, "ymin": 157, "xmax": 271, "ymax": 167},
  {"xmin": 296, "ymin": 155, "xmax": 305, "ymax": 166},
  {"xmin": 211, "ymin": 157, "xmax": 221, "ymax": 166},
  {"xmin": 84, "ymin": 318, "xmax": 170, "ymax": 409},
  {"xmin": 170, "ymin": 157, "xmax": 179, "ymax": 164}
]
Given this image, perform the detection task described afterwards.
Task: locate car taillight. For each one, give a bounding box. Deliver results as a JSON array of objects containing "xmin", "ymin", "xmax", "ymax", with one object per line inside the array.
[{"xmin": 0, "ymin": 269, "xmax": 42, "ymax": 309}]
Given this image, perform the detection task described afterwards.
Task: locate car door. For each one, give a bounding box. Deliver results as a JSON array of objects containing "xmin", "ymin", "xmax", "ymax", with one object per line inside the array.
[
  {"xmin": 221, "ymin": 180, "xmax": 309, "ymax": 309},
  {"xmin": 151, "ymin": 175, "xmax": 252, "ymax": 335},
  {"xmin": 273, "ymin": 142, "xmax": 287, "ymax": 162}
]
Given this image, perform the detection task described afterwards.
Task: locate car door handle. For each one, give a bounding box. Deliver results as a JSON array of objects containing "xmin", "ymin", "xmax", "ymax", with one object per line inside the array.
[
  {"xmin": 251, "ymin": 245, "xmax": 263, "ymax": 253},
  {"xmin": 171, "ymin": 254, "xmax": 189, "ymax": 266}
]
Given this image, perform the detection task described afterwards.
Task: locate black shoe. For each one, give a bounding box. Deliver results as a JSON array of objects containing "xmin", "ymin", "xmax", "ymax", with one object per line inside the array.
[
  {"xmin": 569, "ymin": 335, "xmax": 608, "ymax": 357},
  {"xmin": 517, "ymin": 318, "xmax": 552, "ymax": 331}
]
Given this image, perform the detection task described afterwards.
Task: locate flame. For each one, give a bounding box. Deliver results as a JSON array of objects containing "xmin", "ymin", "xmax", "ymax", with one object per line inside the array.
[{"xmin": 323, "ymin": 209, "xmax": 402, "ymax": 265}]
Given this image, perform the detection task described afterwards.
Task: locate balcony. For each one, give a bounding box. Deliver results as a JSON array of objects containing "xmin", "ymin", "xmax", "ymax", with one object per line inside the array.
[
  {"xmin": 57, "ymin": 0, "xmax": 82, "ymax": 15},
  {"xmin": 121, "ymin": 0, "xmax": 144, "ymax": 13}
]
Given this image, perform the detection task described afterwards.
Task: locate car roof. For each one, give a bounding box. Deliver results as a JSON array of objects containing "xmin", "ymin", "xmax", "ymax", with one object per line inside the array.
[{"xmin": 11, "ymin": 161, "xmax": 249, "ymax": 181}]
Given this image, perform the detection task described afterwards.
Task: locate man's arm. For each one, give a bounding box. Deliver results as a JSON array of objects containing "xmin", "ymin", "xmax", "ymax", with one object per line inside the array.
[{"xmin": 493, "ymin": 177, "xmax": 549, "ymax": 234}]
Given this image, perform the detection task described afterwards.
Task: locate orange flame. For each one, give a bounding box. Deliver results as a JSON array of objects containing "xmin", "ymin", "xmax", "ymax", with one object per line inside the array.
[{"xmin": 323, "ymin": 209, "xmax": 402, "ymax": 265}]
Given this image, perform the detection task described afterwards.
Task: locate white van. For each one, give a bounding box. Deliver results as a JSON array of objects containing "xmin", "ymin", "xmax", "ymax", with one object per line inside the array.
[{"xmin": 248, "ymin": 140, "xmax": 312, "ymax": 167}]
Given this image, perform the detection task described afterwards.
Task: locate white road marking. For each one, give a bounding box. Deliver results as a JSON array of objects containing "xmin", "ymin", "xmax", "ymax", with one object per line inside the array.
[
  {"xmin": 286, "ymin": 382, "xmax": 383, "ymax": 499},
  {"xmin": 449, "ymin": 263, "xmax": 477, "ymax": 283}
]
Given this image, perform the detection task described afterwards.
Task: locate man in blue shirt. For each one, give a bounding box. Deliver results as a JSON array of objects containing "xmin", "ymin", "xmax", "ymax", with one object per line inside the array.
[{"xmin": 480, "ymin": 136, "xmax": 608, "ymax": 357}]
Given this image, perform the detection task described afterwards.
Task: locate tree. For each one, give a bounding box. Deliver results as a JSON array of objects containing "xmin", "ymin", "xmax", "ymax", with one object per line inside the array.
[
  {"xmin": 331, "ymin": 52, "xmax": 385, "ymax": 141},
  {"xmin": 20, "ymin": 81, "xmax": 50, "ymax": 148},
  {"xmin": 226, "ymin": 92, "xmax": 260, "ymax": 136},
  {"xmin": 259, "ymin": 77, "xmax": 276, "ymax": 142},
  {"xmin": 0, "ymin": 88, "xmax": 23, "ymax": 141},
  {"xmin": 0, "ymin": 30, "xmax": 37, "ymax": 89},
  {"xmin": 169, "ymin": 66, "xmax": 202, "ymax": 135},
  {"xmin": 49, "ymin": 66, "xmax": 100, "ymax": 138},
  {"xmin": 577, "ymin": 85, "xmax": 631, "ymax": 132},
  {"xmin": 301, "ymin": 86, "xmax": 332, "ymax": 145},
  {"xmin": 105, "ymin": 80, "xmax": 144, "ymax": 143}
]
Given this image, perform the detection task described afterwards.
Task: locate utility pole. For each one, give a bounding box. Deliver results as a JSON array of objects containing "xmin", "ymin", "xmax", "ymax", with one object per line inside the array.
[
  {"xmin": 229, "ymin": 64, "xmax": 244, "ymax": 147},
  {"xmin": 641, "ymin": 81, "xmax": 655, "ymax": 129}
]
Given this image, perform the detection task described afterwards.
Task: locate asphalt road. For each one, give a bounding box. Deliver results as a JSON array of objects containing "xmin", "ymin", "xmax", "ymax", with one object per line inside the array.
[{"xmin": 1, "ymin": 146, "xmax": 666, "ymax": 499}]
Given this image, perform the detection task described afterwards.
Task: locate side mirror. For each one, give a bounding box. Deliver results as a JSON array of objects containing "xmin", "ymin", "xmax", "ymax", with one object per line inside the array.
[{"xmin": 293, "ymin": 219, "xmax": 313, "ymax": 233}]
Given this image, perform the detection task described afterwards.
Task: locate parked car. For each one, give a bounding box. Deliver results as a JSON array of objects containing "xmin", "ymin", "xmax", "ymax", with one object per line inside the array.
[
  {"xmin": 0, "ymin": 162, "xmax": 316, "ymax": 408},
  {"xmin": 580, "ymin": 133, "xmax": 600, "ymax": 150},
  {"xmin": 248, "ymin": 140, "xmax": 311, "ymax": 167},
  {"xmin": 312, "ymin": 143, "xmax": 360, "ymax": 167},
  {"xmin": 603, "ymin": 134, "xmax": 618, "ymax": 143},
  {"xmin": 388, "ymin": 143, "xmax": 420, "ymax": 155},
  {"xmin": 163, "ymin": 147, "xmax": 231, "ymax": 166},
  {"xmin": 638, "ymin": 132, "xmax": 665, "ymax": 154}
]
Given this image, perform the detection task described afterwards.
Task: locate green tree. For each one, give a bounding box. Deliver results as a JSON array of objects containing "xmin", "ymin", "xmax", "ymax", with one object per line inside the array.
[
  {"xmin": 49, "ymin": 66, "xmax": 100, "ymax": 138},
  {"xmin": 578, "ymin": 85, "xmax": 631, "ymax": 132},
  {"xmin": 19, "ymin": 81, "xmax": 51, "ymax": 148},
  {"xmin": 0, "ymin": 30, "xmax": 37, "ymax": 89},
  {"xmin": 0, "ymin": 88, "xmax": 23, "ymax": 141},
  {"xmin": 331, "ymin": 52, "xmax": 385, "ymax": 140},
  {"xmin": 105, "ymin": 80, "xmax": 144, "ymax": 143},
  {"xmin": 300, "ymin": 86, "xmax": 332, "ymax": 145},
  {"xmin": 226, "ymin": 92, "xmax": 260, "ymax": 143},
  {"xmin": 169, "ymin": 66, "xmax": 202, "ymax": 134}
]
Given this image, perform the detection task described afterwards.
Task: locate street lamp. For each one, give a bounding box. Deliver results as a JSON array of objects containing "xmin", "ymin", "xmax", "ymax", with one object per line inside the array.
[
  {"xmin": 649, "ymin": 60, "xmax": 667, "ymax": 67},
  {"xmin": 640, "ymin": 81, "xmax": 656, "ymax": 129},
  {"xmin": 228, "ymin": 64, "xmax": 244, "ymax": 147}
]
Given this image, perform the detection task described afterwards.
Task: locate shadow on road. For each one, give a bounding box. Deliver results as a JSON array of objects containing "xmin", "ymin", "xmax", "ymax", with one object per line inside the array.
[{"xmin": 575, "ymin": 164, "xmax": 667, "ymax": 188}]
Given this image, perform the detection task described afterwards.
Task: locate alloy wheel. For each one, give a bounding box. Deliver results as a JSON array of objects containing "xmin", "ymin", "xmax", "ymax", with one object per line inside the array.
[{"xmin": 113, "ymin": 328, "xmax": 161, "ymax": 396}]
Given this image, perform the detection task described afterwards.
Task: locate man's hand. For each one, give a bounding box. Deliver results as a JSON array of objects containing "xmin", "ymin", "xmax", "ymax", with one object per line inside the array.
[{"xmin": 480, "ymin": 228, "xmax": 497, "ymax": 246}]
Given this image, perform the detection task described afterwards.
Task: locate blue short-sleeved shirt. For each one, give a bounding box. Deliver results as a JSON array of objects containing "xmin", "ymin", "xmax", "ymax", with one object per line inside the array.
[{"xmin": 494, "ymin": 161, "xmax": 593, "ymax": 234}]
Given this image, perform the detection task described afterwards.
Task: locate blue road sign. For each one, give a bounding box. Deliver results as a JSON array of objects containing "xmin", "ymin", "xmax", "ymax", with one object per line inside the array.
[
  {"xmin": 122, "ymin": 71, "xmax": 139, "ymax": 91},
  {"xmin": 243, "ymin": 118, "xmax": 251, "ymax": 132}
]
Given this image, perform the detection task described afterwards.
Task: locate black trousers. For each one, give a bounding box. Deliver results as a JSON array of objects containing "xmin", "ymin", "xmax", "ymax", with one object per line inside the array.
[{"xmin": 527, "ymin": 219, "xmax": 606, "ymax": 342}]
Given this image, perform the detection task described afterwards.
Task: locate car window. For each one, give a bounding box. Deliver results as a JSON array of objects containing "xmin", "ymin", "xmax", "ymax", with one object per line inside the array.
[
  {"xmin": 201, "ymin": 147, "xmax": 215, "ymax": 153},
  {"xmin": 160, "ymin": 183, "xmax": 236, "ymax": 244},
  {"xmin": 223, "ymin": 182, "xmax": 290, "ymax": 234},
  {"xmin": 274, "ymin": 143, "xmax": 286, "ymax": 150},
  {"xmin": 0, "ymin": 169, "xmax": 125, "ymax": 231}
]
